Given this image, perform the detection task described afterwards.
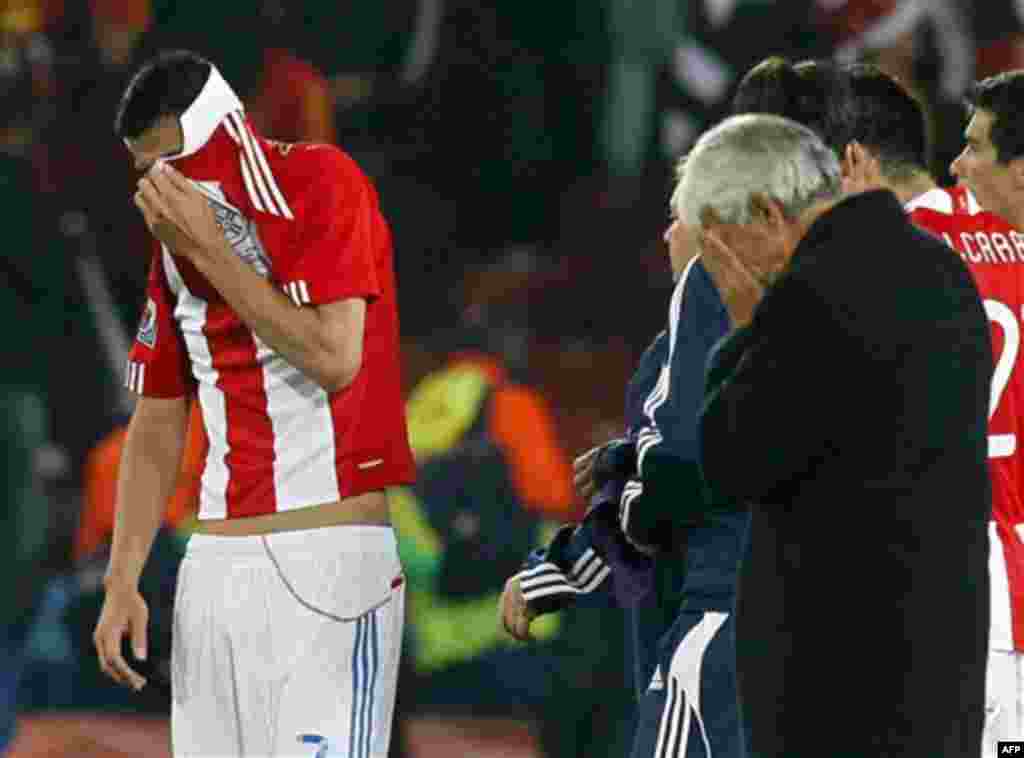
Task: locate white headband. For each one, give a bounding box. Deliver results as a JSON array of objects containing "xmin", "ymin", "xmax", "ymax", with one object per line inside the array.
[
  {"xmin": 168, "ymin": 65, "xmax": 244, "ymax": 160},
  {"xmin": 123, "ymin": 64, "xmax": 241, "ymax": 158},
  {"xmin": 123, "ymin": 65, "xmax": 243, "ymax": 160}
]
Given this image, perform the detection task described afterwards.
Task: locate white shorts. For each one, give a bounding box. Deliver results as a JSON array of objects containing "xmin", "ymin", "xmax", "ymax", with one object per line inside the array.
[
  {"xmin": 171, "ymin": 525, "xmax": 405, "ymax": 757},
  {"xmin": 983, "ymin": 649, "xmax": 1024, "ymax": 758}
]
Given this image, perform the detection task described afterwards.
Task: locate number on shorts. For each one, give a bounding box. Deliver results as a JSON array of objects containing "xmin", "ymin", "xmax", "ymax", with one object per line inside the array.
[
  {"xmin": 296, "ymin": 734, "xmax": 330, "ymax": 758},
  {"xmin": 985, "ymin": 298, "xmax": 1019, "ymax": 459}
]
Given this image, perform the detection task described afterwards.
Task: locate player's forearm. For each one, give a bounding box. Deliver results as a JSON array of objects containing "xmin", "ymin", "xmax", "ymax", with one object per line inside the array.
[
  {"xmin": 105, "ymin": 401, "xmax": 188, "ymax": 588},
  {"xmin": 188, "ymin": 242, "xmax": 350, "ymax": 391}
]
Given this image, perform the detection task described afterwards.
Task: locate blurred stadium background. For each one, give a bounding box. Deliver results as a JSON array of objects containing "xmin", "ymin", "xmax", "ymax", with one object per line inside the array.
[{"xmin": 3, "ymin": 0, "xmax": 1023, "ymax": 755}]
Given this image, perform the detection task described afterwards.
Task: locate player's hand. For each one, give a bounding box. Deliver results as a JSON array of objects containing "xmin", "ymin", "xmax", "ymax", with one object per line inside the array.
[
  {"xmin": 573, "ymin": 445, "xmax": 602, "ymax": 502},
  {"xmin": 134, "ymin": 162, "xmax": 224, "ymax": 261},
  {"xmin": 499, "ymin": 576, "xmax": 537, "ymax": 642},
  {"xmin": 93, "ymin": 581, "xmax": 149, "ymax": 691}
]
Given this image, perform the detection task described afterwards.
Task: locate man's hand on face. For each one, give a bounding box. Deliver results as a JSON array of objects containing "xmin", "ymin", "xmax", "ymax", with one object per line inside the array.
[
  {"xmin": 135, "ymin": 162, "xmax": 225, "ymax": 261},
  {"xmin": 698, "ymin": 204, "xmax": 774, "ymax": 329}
]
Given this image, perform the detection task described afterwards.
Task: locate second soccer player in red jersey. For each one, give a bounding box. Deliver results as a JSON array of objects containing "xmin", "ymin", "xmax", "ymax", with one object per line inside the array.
[
  {"xmin": 948, "ymin": 70, "xmax": 1024, "ymax": 756},
  {"xmin": 93, "ymin": 51, "xmax": 415, "ymax": 757},
  {"xmin": 836, "ymin": 63, "xmax": 1024, "ymax": 756}
]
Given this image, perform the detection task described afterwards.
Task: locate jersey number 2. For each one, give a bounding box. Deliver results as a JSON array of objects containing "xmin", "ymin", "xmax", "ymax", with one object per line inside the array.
[{"xmin": 986, "ymin": 298, "xmax": 1018, "ymax": 459}]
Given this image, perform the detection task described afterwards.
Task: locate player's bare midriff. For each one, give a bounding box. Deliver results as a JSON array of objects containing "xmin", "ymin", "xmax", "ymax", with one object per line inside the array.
[{"xmin": 195, "ymin": 489, "xmax": 390, "ymax": 536}]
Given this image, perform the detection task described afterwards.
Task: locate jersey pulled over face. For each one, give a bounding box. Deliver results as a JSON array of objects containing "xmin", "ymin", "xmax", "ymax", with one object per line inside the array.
[
  {"xmin": 909, "ymin": 185, "xmax": 1024, "ymax": 652},
  {"xmin": 125, "ymin": 117, "xmax": 415, "ymax": 519}
]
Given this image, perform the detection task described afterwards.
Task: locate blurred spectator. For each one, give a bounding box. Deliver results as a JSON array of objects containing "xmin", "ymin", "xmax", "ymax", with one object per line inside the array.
[
  {"xmin": 391, "ymin": 267, "xmax": 576, "ymax": 742},
  {"xmin": 1, "ymin": 208, "xmax": 55, "ymax": 752},
  {"xmin": 0, "ymin": 18, "xmax": 61, "ymax": 749},
  {"xmin": 39, "ymin": 0, "xmax": 153, "ymax": 328},
  {"xmin": 16, "ymin": 375, "xmax": 203, "ymax": 726},
  {"xmin": 300, "ymin": 0, "xmax": 438, "ymax": 109},
  {"xmin": 75, "ymin": 400, "xmax": 204, "ymax": 560},
  {"xmin": 0, "ymin": 0, "xmax": 56, "ymax": 114},
  {"xmin": 408, "ymin": 1, "xmax": 555, "ymax": 248},
  {"xmin": 391, "ymin": 255, "xmax": 633, "ymax": 757},
  {"xmin": 0, "ymin": 0, "xmax": 63, "ymax": 456},
  {"xmin": 973, "ymin": 0, "xmax": 1024, "ymax": 79},
  {"xmin": 317, "ymin": 1, "xmax": 599, "ymax": 249},
  {"xmin": 0, "ymin": 390, "xmax": 51, "ymax": 755},
  {"xmin": 89, "ymin": 0, "xmax": 150, "ymax": 67},
  {"xmin": 146, "ymin": 0, "xmax": 336, "ymax": 143},
  {"xmin": 247, "ymin": 44, "xmax": 336, "ymax": 144},
  {"xmin": 601, "ymin": 0, "xmax": 680, "ymax": 178},
  {"xmin": 655, "ymin": 0, "xmax": 822, "ymax": 169},
  {"xmin": 810, "ymin": 0, "xmax": 1024, "ymax": 181}
]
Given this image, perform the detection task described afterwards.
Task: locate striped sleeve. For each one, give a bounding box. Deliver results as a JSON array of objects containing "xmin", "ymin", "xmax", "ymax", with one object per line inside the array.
[
  {"xmin": 621, "ymin": 259, "xmax": 731, "ymax": 549},
  {"xmin": 517, "ymin": 523, "xmax": 613, "ymax": 615},
  {"xmin": 635, "ymin": 259, "xmax": 692, "ymax": 480},
  {"xmin": 222, "ymin": 112, "xmax": 296, "ymax": 220},
  {"xmin": 284, "ymin": 147, "xmax": 381, "ymax": 307},
  {"xmin": 125, "ymin": 250, "xmax": 194, "ymax": 398}
]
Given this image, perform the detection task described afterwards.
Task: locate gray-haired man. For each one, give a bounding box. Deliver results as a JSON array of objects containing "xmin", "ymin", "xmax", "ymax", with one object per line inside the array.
[{"xmin": 693, "ymin": 114, "xmax": 993, "ymax": 757}]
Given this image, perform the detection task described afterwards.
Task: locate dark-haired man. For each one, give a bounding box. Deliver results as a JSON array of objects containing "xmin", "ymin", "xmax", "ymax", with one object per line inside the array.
[
  {"xmin": 92, "ymin": 50, "xmax": 415, "ymax": 757},
  {"xmin": 732, "ymin": 59, "xmax": 942, "ymax": 209},
  {"xmin": 950, "ymin": 70, "xmax": 1024, "ymax": 758},
  {"xmin": 829, "ymin": 65, "xmax": 1024, "ymax": 758},
  {"xmin": 952, "ymin": 71, "xmax": 1024, "ymax": 228}
]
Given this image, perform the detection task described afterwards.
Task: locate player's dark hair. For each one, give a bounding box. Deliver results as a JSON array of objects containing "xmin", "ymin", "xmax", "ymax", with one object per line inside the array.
[
  {"xmin": 114, "ymin": 50, "xmax": 212, "ymax": 140},
  {"xmin": 966, "ymin": 71, "xmax": 1024, "ymax": 164},
  {"xmin": 840, "ymin": 63, "xmax": 930, "ymax": 180},
  {"xmin": 730, "ymin": 57, "xmax": 852, "ymax": 154}
]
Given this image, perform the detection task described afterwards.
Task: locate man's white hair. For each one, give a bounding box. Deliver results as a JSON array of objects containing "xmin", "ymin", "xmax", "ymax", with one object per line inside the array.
[{"xmin": 671, "ymin": 114, "xmax": 841, "ymax": 227}]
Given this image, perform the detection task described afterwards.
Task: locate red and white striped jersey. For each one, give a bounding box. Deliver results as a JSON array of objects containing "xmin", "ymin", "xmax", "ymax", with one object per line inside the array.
[
  {"xmin": 909, "ymin": 186, "xmax": 1024, "ymax": 651},
  {"xmin": 125, "ymin": 115, "xmax": 415, "ymax": 520}
]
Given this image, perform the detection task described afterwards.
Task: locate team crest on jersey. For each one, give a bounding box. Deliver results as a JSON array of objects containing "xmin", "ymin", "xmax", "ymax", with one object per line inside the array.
[
  {"xmin": 196, "ymin": 182, "xmax": 272, "ymax": 279},
  {"xmin": 137, "ymin": 297, "xmax": 157, "ymax": 348}
]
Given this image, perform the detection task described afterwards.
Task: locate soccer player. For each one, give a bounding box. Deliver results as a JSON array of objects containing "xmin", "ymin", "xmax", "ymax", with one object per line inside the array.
[
  {"xmin": 948, "ymin": 71, "xmax": 1024, "ymax": 756},
  {"xmin": 92, "ymin": 51, "xmax": 415, "ymax": 757},
  {"xmin": 810, "ymin": 64, "xmax": 1024, "ymax": 757}
]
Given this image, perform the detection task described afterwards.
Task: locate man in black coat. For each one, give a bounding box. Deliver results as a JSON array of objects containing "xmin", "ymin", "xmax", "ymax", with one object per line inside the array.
[{"xmin": 688, "ymin": 114, "xmax": 992, "ymax": 757}]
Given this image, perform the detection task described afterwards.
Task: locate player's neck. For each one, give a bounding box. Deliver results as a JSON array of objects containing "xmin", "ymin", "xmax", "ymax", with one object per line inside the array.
[
  {"xmin": 1000, "ymin": 197, "xmax": 1024, "ymax": 231},
  {"xmin": 888, "ymin": 173, "xmax": 937, "ymax": 208}
]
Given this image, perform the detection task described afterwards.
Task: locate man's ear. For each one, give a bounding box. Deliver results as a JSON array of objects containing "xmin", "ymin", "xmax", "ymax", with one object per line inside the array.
[
  {"xmin": 1009, "ymin": 156, "xmax": 1024, "ymax": 192},
  {"xmin": 748, "ymin": 193, "xmax": 785, "ymax": 229},
  {"xmin": 699, "ymin": 205, "xmax": 726, "ymax": 231},
  {"xmin": 841, "ymin": 140, "xmax": 882, "ymax": 193}
]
